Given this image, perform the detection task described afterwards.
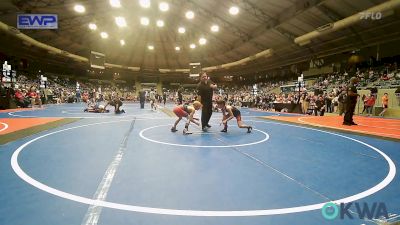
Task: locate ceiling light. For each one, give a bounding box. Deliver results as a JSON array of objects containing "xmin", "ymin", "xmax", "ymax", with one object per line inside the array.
[
  {"xmin": 139, "ymin": 0, "xmax": 151, "ymax": 8},
  {"xmin": 100, "ymin": 32, "xmax": 108, "ymax": 39},
  {"xmin": 148, "ymin": 45, "xmax": 154, "ymax": 50},
  {"xmin": 120, "ymin": 40, "xmax": 125, "ymax": 46},
  {"xmin": 190, "ymin": 44, "xmax": 196, "ymax": 49},
  {"xmin": 115, "ymin": 17, "xmax": 127, "ymax": 27},
  {"xmin": 139, "ymin": 0, "xmax": 150, "ymax": 8},
  {"xmin": 159, "ymin": 2, "xmax": 169, "ymax": 12},
  {"xmin": 88, "ymin": 23, "xmax": 97, "ymax": 30},
  {"xmin": 199, "ymin": 37, "xmax": 207, "ymax": 45},
  {"xmin": 229, "ymin": 6, "xmax": 239, "ymax": 15},
  {"xmin": 211, "ymin": 25, "xmax": 219, "ymax": 32},
  {"xmin": 109, "ymin": 0, "xmax": 121, "ymax": 8},
  {"xmin": 140, "ymin": 17, "xmax": 150, "ymax": 26},
  {"xmin": 178, "ymin": 27, "xmax": 185, "ymax": 33},
  {"xmin": 156, "ymin": 20, "xmax": 164, "ymax": 27},
  {"xmin": 185, "ymin": 11, "xmax": 194, "ymax": 19},
  {"xmin": 175, "ymin": 46, "xmax": 180, "ymax": 51},
  {"xmin": 74, "ymin": 4, "xmax": 85, "ymax": 13}
]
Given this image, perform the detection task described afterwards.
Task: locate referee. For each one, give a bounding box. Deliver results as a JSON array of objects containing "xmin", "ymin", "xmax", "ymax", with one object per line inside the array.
[
  {"xmin": 197, "ymin": 71, "xmax": 217, "ymax": 131},
  {"xmin": 343, "ymin": 77, "xmax": 359, "ymax": 125}
]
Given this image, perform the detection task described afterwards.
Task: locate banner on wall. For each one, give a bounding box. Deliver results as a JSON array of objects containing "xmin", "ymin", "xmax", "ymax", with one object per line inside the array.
[{"xmin": 2, "ymin": 61, "xmax": 17, "ymax": 85}]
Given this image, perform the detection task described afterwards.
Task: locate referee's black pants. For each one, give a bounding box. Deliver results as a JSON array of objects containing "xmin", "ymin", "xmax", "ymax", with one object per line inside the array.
[
  {"xmin": 344, "ymin": 102, "xmax": 356, "ymax": 124},
  {"xmin": 201, "ymin": 102, "xmax": 213, "ymax": 128}
]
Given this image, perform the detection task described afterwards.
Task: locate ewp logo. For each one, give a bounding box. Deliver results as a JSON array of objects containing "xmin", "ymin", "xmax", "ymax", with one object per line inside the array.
[
  {"xmin": 17, "ymin": 14, "xmax": 58, "ymax": 29},
  {"xmin": 322, "ymin": 202, "xmax": 389, "ymax": 220}
]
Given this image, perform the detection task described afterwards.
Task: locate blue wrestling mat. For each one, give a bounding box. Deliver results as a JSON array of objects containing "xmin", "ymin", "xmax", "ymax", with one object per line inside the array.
[{"xmin": 0, "ymin": 103, "xmax": 399, "ymax": 225}]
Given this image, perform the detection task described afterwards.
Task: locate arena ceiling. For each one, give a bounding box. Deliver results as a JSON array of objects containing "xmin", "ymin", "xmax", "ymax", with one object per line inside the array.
[{"xmin": 0, "ymin": 0, "xmax": 400, "ymax": 75}]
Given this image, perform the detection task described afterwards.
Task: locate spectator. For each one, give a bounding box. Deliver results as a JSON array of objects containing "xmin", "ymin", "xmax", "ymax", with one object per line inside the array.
[
  {"xmin": 337, "ymin": 89, "xmax": 346, "ymax": 116},
  {"xmin": 364, "ymin": 94, "xmax": 376, "ymax": 116},
  {"xmin": 314, "ymin": 96, "xmax": 326, "ymax": 116},
  {"xmin": 379, "ymin": 93, "xmax": 389, "ymax": 117},
  {"xmin": 14, "ymin": 89, "xmax": 29, "ymax": 108},
  {"xmin": 28, "ymin": 87, "xmax": 42, "ymax": 108},
  {"xmin": 139, "ymin": 89, "xmax": 145, "ymax": 109}
]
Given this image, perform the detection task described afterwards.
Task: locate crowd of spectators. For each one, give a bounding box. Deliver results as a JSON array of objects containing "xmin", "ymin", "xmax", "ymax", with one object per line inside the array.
[
  {"xmin": 1, "ymin": 64, "xmax": 399, "ymax": 117},
  {"xmin": 0, "ymin": 74, "xmax": 139, "ymax": 109}
]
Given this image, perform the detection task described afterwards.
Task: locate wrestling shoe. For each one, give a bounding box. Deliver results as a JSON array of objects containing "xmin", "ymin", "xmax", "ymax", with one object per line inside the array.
[
  {"xmin": 247, "ymin": 126, "xmax": 253, "ymax": 133},
  {"xmin": 171, "ymin": 127, "xmax": 178, "ymax": 132},
  {"xmin": 220, "ymin": 128, "xmax": 227, "ymax": 132},
  {"xmin": 183, "ymin": 128, "xmax": 192, "ymax": 135}
]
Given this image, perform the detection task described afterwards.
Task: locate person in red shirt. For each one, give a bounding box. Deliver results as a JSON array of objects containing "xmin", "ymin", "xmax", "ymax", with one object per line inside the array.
[
  {"xmin": 381, "ymin": 74, "xmax": 389, "ymax": 81},
  {"xmin": 28, "ymin": 87, "xmax": 42, "ymax": 108},
  {"xmin": 171, "ymin": 101, "xmax": 202, "ymax": 135},
  {"xmin": 14, "ymin": 89, "xmax": 29, "ymax": 108},
  {"xmin": 364, "ymin": 94, "xmax": 376, "ymax": 116}
]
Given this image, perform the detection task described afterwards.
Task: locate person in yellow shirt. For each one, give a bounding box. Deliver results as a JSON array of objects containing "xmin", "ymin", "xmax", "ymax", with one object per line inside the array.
[{"xmin": 379, "ymin": 93, "xmax": 389, "ymax": 117}]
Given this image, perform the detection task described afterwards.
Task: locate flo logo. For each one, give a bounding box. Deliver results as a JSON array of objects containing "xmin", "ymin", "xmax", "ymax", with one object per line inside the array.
[
  {"xmin": 359, "ymin": 12, "xmax": 382, "ymax": 20},
  {"xmin": 321, "ymin": 202, "xmax": 389, "ymax": 220}
]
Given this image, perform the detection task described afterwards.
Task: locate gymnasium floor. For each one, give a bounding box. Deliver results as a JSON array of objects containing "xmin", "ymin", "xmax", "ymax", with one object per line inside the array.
[{"xmin": 0, "ymin": 103, "xmax": 399, "ymax": 225}]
